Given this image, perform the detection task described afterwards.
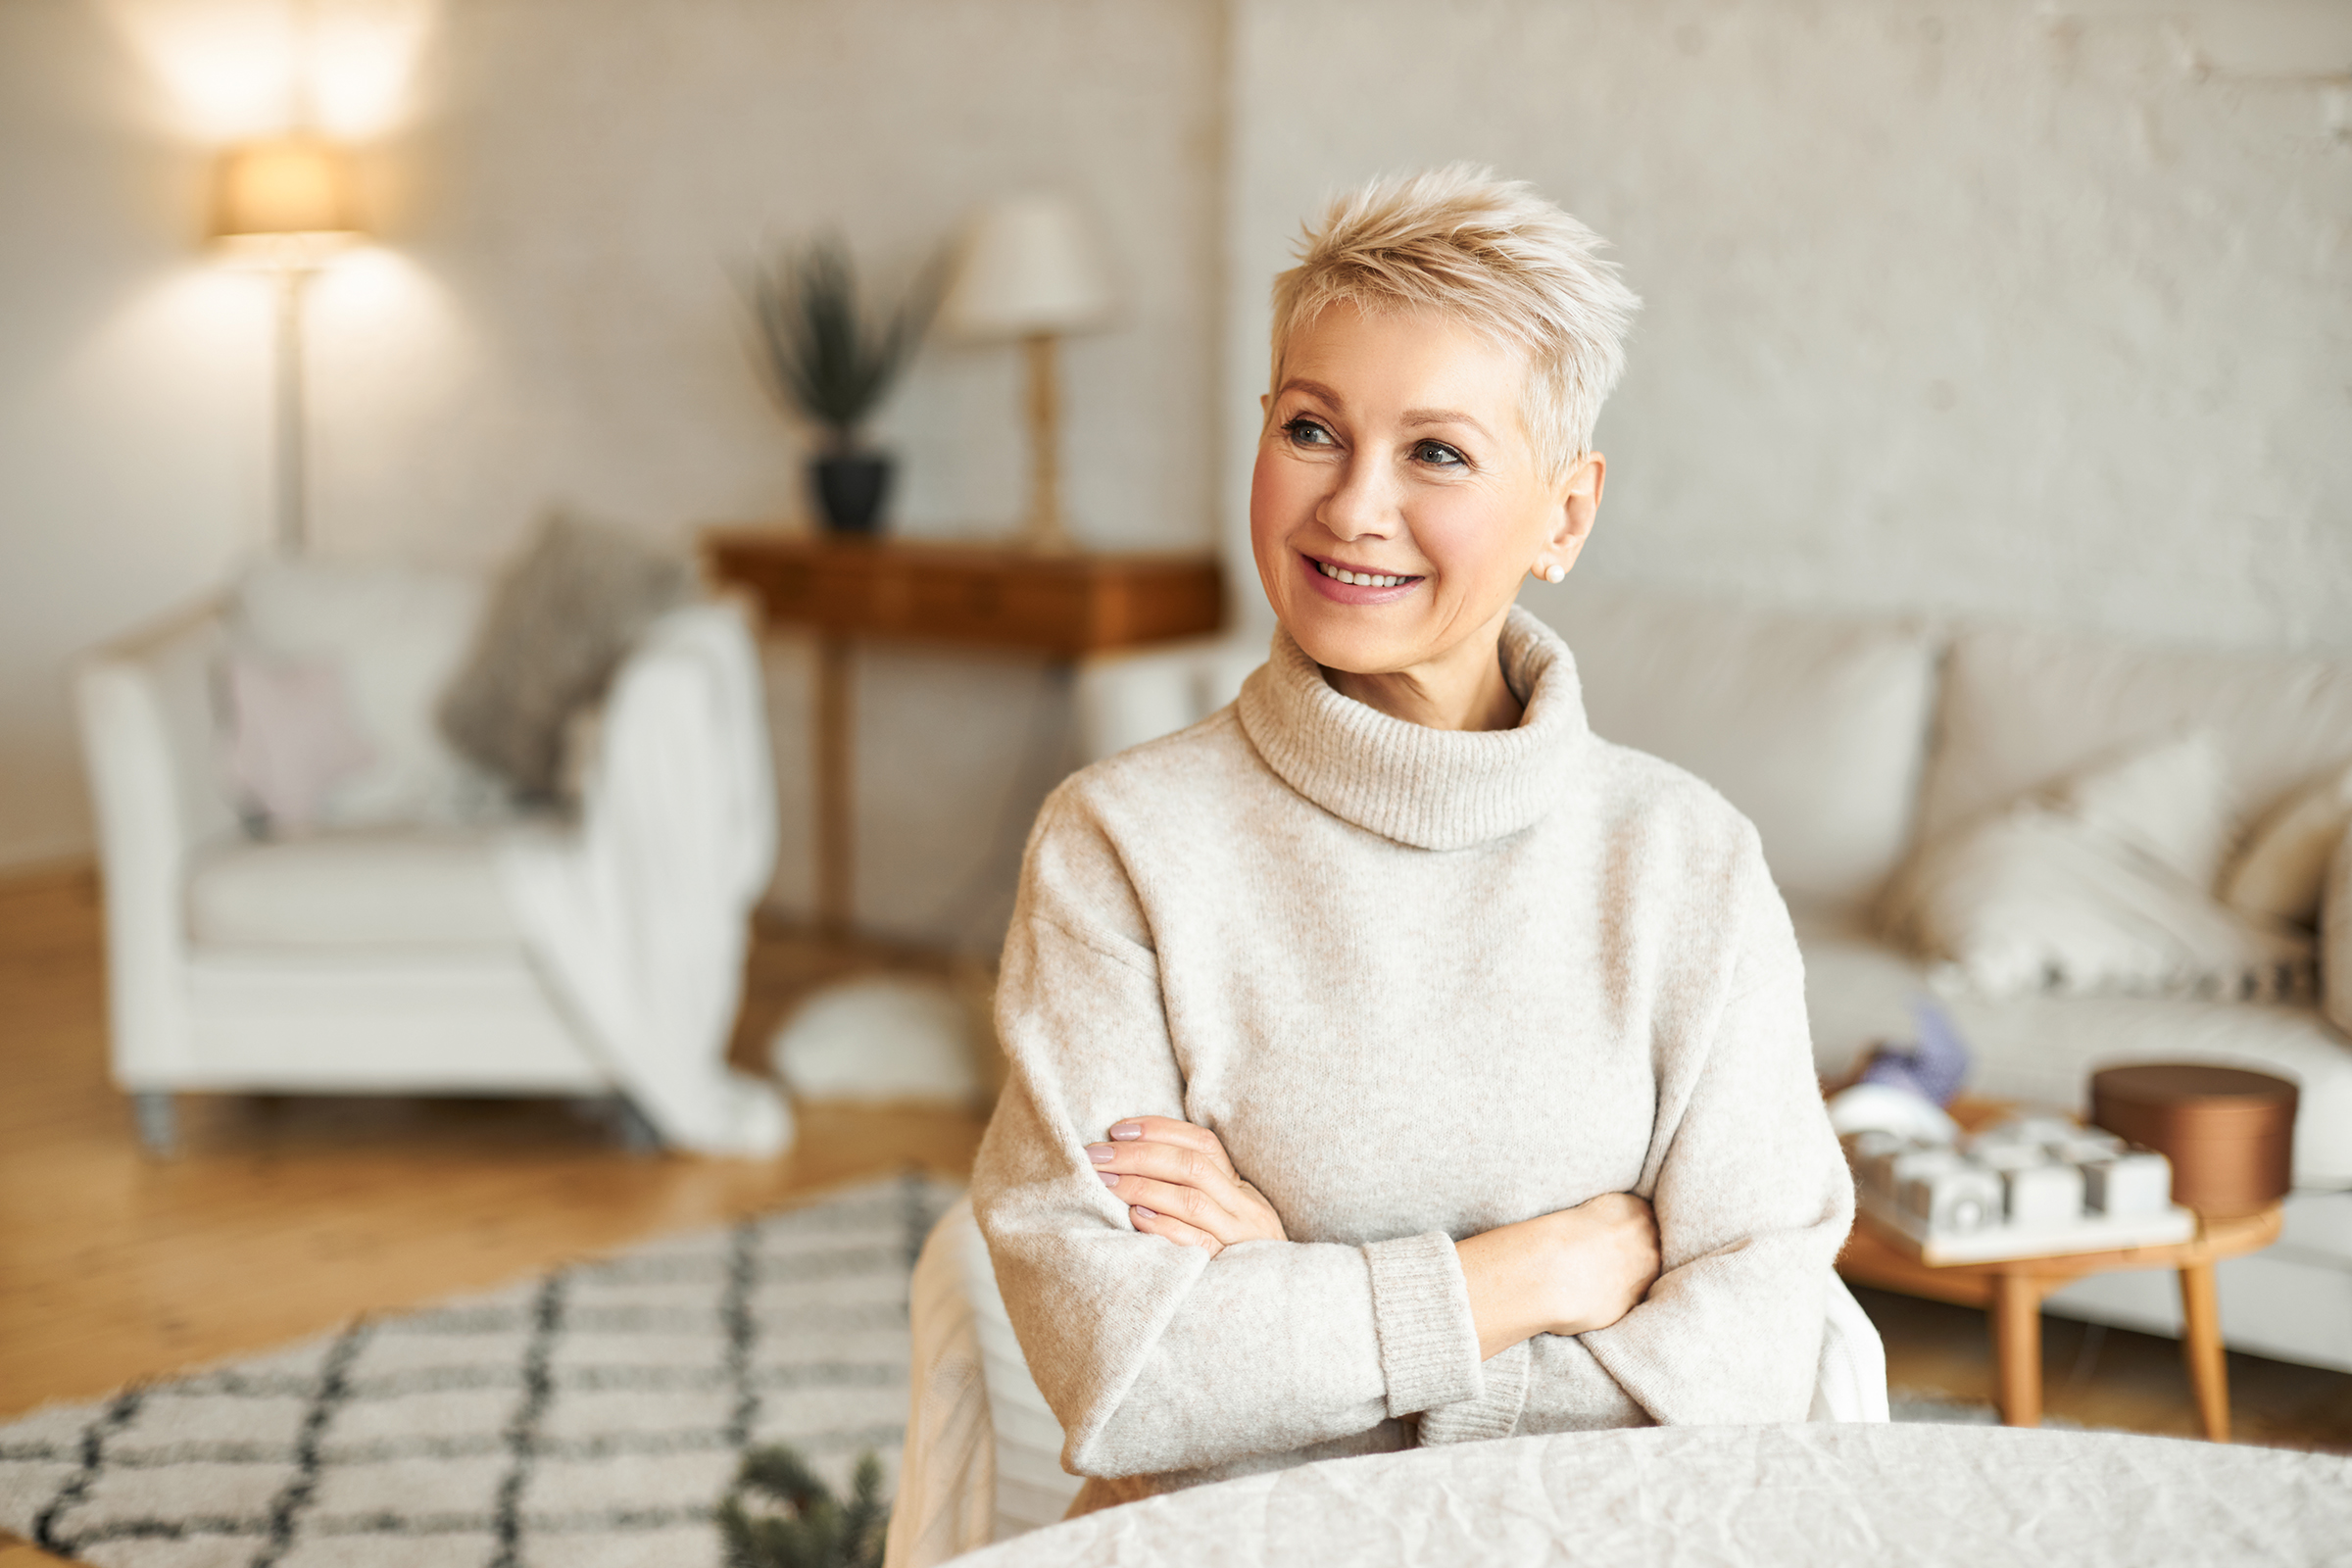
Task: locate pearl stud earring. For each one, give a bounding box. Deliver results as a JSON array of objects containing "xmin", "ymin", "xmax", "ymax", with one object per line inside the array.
[{"xmin": 1536, "ymin": 563, "xmax": 1566, "ymax": 584}]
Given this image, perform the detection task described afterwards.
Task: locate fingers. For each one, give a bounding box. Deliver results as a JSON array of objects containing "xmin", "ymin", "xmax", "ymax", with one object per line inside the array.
[
  {"xmin": 1099, "ymin": 1168, "xmax": 1239, "ymax": 1237},
  {"xmin": 1090, "ymin": 1136, "xmax": 1238, "ymax": 1192},
  {"xmin": 1128, "ymin": 1203, "xmax": 1221, "ymax": 1257},
  {"xmin": 1084, "ymin": 1118, "xmax": 1290, "ymax": 1250},
  {"xmin": 1104, "ymin": 1115, "xmax": 1237, "ymax": 1175}
]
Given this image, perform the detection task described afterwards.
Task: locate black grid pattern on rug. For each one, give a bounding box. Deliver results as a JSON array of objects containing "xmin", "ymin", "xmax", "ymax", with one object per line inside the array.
[{"xmin": 0, "ymin": 1174, "xmax": 956, "ymax": 1568}]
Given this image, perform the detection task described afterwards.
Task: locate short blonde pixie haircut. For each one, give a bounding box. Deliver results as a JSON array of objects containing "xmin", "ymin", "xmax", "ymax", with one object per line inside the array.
[{"xmin": 1269, "ymin": 165, "xmax": 1642, "ymax": 483}]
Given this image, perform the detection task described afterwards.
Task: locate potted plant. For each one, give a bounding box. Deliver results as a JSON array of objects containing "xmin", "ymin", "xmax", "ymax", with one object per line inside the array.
[{"xmin": 752, "ymin": 237, "xmax": 936, "ymax": 535}]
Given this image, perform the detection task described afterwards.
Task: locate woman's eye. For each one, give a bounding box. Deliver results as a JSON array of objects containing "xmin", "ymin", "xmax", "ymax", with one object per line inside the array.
[
  {"xmin": 1282, "ymin": 416, "xmax": 1334, "ymax": 448},
  {"xmin": 1414, "ymin": 440, "xmax": 1466, "ymax": 467}
]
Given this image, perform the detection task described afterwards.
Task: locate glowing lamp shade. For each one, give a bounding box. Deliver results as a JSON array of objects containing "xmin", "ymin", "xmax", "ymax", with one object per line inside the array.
[
  {"xmin": 212, "ymin": 137, "xmax": 363, "ymax": 264},
  {"xmin": 212, "ymin": 136, "xmax": 368, "ymax": 553}
]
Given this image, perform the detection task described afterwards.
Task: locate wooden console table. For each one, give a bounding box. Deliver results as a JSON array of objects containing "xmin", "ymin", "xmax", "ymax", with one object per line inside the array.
[{"xmin": 702, "ymin": 531, "xmax": 1226, "ymax": 933}]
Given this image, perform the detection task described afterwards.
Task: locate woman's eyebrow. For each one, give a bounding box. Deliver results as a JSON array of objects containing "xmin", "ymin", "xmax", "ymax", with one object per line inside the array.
[
  {"xmin": 1278, "ymin": 377, "xmax": 1344, "ymax": 407},
  {"xmin": 1401, "ymin": 408, "xmax": 1492, "ymax": 439}
]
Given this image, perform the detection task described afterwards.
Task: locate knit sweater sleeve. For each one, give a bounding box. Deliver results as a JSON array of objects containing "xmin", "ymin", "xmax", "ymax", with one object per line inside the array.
[
  {"xmin": 1421, "ymin": 839, "xmax": 1854, "ymax": 1442},
  {"xmin": 969, "ymin": 797, "xmax": 1485, "ymax": 1480}
]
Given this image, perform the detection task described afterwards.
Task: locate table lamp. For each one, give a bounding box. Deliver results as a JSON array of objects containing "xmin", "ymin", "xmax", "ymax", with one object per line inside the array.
[
  {"xmin": 212, "ymin": 135, "xmax": 364, "ymax": 554},
  {"xmin": 939, "ymin": 194, "xmax": 1114, "ymax": 553}
]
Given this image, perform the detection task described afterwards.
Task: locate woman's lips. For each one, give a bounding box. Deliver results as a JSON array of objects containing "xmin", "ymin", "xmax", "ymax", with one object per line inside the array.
[{"xmin": 1299, "ymin": 553, "xmax": 1423, "ymax": 605}]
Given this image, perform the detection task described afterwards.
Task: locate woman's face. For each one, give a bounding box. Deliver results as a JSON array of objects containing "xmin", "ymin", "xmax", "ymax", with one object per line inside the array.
[{"xmin": 1250, "ymin": 303, "xmax": 1599, "ymax": 688}]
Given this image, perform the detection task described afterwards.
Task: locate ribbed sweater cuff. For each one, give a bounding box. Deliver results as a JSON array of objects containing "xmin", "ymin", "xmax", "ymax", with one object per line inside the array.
[
  {"xmin": 1416, "ymin": 1338, "xmax": 1532, "ymax": 1445},
  {"xmin": 1362, "ymin": 1232, "xmax": 1484, "ymax": 1418}
]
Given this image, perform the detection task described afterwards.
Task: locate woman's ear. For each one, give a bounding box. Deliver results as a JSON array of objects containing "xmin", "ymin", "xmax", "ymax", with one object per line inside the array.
[{"xmin": 1547, "ymin": 453, "xmax": 1606, "ymax": 571}]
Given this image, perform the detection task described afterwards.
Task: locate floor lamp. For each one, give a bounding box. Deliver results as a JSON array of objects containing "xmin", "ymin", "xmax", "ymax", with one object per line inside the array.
[
  {"xmin": 212, "ymin": 136, "xmax": 363, "ymax": 557},
  {"xmin": 939, "ymin": 195, "xmax": 1114, "ymax": 554}
]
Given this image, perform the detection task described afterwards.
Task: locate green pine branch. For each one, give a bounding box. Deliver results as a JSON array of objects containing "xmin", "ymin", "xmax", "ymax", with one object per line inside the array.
[
  {"xmin": 752, "ymin": 236, "xmax": 941, "ymax": 453},
  {"xmin": 719, "ymin": 1444, "xmax": 890, "ymax": 1568}
]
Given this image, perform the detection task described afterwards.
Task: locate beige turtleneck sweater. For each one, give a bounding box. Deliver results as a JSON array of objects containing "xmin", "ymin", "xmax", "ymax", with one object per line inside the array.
[{"xmin": 970, "ymin": 607, "xmax": 1852, "ymax": 1512}]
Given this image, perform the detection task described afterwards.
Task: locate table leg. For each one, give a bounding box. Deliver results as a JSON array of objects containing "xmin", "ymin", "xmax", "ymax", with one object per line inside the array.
[
  {"xmin": 2179, "ymin": 1262, "xmax": 2230, "ymax": 1443},
  {"xmin": 1992, "ymin": 1272, "xmax": 2043, "ymax": 1428},
  {"xmin": 814, "ymin": 634, "xmax": 854, "ymax": 938}
]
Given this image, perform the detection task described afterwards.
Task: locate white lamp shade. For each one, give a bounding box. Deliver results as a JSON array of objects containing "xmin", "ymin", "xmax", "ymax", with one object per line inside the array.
[{"xmin": 939, "ymin": 193, "xmax": 1115, "ymax": 342}]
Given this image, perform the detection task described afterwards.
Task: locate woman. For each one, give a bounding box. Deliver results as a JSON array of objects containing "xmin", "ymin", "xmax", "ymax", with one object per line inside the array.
[{"xmin": 970, "ymin": 166, "xmax": 1852, "ymax": 1516}]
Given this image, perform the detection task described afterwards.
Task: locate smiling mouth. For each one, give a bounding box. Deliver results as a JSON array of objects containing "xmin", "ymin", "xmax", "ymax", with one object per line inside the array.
[{"xmin": 1312, "ymin": 558, "xmax": 1422, "ymax": 589}]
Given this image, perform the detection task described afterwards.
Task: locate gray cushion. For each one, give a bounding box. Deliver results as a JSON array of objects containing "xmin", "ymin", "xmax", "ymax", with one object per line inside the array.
[{"xmin": 439, "ymin": 515, "xmax": 690, "ymax": 799}]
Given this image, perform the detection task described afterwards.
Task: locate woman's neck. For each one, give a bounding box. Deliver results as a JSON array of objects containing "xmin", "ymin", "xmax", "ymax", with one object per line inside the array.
[{"xmin": 1321, "ymin": 612, "xmax": 1523, "ymax": 732}]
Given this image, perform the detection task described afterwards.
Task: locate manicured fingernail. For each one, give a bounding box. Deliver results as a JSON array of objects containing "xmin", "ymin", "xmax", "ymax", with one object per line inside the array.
[
  {"xmin": 1087, "ymin": 1145, "xmax": 1114, "ymax": 1164},
  {"xmin": 1098, "ymin": 1171, "xmax": 1119, "ymax": 1188},
  {"xmin": 1110, "ymin": 1122, "xmax": 1143, "ymax": 1141},
  {"xmin": 1132, "ymin": 1205, "xmax": 1156, "ymax": 1219}
]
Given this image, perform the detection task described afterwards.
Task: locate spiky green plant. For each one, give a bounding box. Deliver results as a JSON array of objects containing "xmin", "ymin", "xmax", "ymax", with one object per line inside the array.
[
  {"xmin": 752, "ymin": 238, "xmax": 937, "ymax": 456},
  {"xmin": 716, "ymin": 1445, "xmax": 889, "ymax": 1568}
]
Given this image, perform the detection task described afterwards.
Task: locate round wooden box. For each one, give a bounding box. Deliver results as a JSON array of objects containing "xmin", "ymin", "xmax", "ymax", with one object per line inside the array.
[{"xmin": 2089, "ymin": 1063, "xmax": 2298, "ymax": 1218}]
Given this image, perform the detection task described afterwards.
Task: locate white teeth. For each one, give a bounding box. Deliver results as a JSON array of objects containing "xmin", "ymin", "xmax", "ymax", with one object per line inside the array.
[{"xmin": 1319, "ymin": 562, "xmax": 1409, "ymax": 588}]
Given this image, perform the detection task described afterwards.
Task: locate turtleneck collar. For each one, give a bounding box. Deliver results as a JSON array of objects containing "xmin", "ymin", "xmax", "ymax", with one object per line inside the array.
[{"xmin": 1235, "ymin": 605, "xmax": 1591, "ymax": 852}]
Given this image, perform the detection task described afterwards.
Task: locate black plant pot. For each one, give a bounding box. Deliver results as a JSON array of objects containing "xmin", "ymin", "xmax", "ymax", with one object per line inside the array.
[{"xmin": 811, "ymin": 455, "xmax": 892, "ymax": 535}]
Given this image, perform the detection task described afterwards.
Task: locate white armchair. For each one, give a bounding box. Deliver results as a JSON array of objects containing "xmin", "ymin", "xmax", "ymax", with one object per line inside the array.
[{"xmin": 75, "ymin": 572, "xmax": 787, "ymax": 1156}]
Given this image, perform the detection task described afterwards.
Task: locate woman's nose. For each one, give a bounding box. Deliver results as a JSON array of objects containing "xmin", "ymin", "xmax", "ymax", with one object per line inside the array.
[{"xmin": 1316, "ymin": 459, "xmax": 1396, "ymax": 541}]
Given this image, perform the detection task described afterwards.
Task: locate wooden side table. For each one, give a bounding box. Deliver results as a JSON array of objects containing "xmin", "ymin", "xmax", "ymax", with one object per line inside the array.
[
  {"xmin": 1838, "ymin": 1203, "xmax": 2284, "ymax": 1441},
  {"xmin": 702, "ymin": 530, "xmax": 1227, "ymax": 933}
]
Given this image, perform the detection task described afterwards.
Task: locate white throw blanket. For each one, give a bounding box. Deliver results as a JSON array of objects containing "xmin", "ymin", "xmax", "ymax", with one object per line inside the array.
[{"xmin": 495, "ymin": 603, "xmax": 790, "ymax": 1155}]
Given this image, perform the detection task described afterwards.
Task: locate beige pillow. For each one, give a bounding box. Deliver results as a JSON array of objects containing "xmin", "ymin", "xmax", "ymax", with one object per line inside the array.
[
  {"xmin": 2052, "ymin": 731, "xmax": 2232, "ymax": 888},
  {"xmin": 2324, "ymin": 829, "xmax": 2352, "ymax": 1037},
  {"xmin": 1886, "ymin": 735, "xmax": 2311, "ymax": 1001},
  {"xmin": 2224, "ymin": 762, "xmax": 2352, "ymax": 930}
]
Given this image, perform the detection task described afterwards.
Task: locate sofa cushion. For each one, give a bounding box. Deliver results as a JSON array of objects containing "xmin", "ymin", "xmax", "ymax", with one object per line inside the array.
[
  {"xmin": 1917, "ymin": 626, "xmax": 2352, "ymax": 858},
  {"xmin": 2227, "ymin": 760, "xmax": 2352, "ymax": 929},
  {"xmin": 233, "ymin": 559, "xmax": 492, "ymax": 827},
  {"xmin": 438, "ymin": 514, "xmax": 692, "ymax": 801},
  {"xmin": 2325, "ymin": 832, "xmax": 2352, "ymax": 1041},
  {"xmin": 1538, "ymin": 587, "xmax": 1939, "ymax": 913},
  {"xmin": 220, "ymin": 648, "xmax": 376, "ymax": 831},
  {"xmin": 187, "ymin": 829, "xmax": 522, "ymax": 949},
  {"xmin": 1884, "ymin": 734, "xmax": 2311, "ymax": 1001},
  {"xmin": 1797, "ymin": 912, "xmax": 2352, "ymax": 1189}
]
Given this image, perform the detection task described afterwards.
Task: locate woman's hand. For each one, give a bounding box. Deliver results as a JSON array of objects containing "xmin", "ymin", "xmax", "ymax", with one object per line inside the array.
[
  {"xmin": 1455, "ymin": 1193, "xmax": 1661, "ymax": 1359},
  {"xmin": 1086, "ymin": 1116, "xmax": 1289, "ymax": 1258}
]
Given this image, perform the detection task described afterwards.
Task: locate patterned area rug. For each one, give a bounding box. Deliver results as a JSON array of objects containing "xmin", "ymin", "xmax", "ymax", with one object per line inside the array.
[
  {"xmin": 1887, "ymin": 1390, "xmax": 2082, "ymax": 1428},
  {"xmin": 0, "ymin": 1174, "xmax": 957, "ymax": 1568}
]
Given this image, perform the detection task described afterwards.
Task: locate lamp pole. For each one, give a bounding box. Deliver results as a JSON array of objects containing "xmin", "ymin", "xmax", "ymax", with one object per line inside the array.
[
  {"xmin": 210, "ymin": 135, "xmax": 360, "ymax": 557},
  {"xmin": 1022, "ymin": 331, "xmax": 1070, "ymax": 554},
  {"xmin": 273, "ymin": 266, "xmax": 313, "ymax": 555}
]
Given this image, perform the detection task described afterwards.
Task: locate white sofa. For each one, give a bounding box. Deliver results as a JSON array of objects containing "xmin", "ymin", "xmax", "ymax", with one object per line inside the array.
[
  {"xmin": 1074, "ymin": 587, "xmax": 2352, "ymax": 1375},
  {"xmin": 74, "ymin": 563, "xmax": 788, "ymax": 1156}
]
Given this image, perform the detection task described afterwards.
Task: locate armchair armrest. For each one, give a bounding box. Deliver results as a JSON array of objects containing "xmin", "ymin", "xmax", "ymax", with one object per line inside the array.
[
  {"xmin": 74, "ymin": 597, "xmax": 236, "ymax": 1081},
  {"xmin": 495, "ymin": 597, "xmax": 788, "ymax": 1153},
  {"xmin": 583, "ymin": 599, "xmax": 777, "ymax": 906},
  {"xmin": 1074, "ymin": 635, "xmax": 1263, "ymax": 764}
]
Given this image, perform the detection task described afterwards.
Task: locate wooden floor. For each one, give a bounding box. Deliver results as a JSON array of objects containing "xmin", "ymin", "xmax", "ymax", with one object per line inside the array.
[
  {"xmin": 0, "ymin": 863, "xmax": 987, "ymax": 1567},
  {"xmin": 4, "ymin": 860, "xmax": 2350, "ymax": 1565}
]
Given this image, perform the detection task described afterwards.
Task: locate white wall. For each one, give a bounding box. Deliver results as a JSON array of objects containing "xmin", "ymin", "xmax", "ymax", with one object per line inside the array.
[
  {"xmin": 0, "ymin": 0, "xmax": 274, "ymax": 868},
  {"xmin": 1, "ymin": 0, "xmax": 1223, "ymax": 948},
  {"xmin": 8, "ymin": 0, "xmax": 2349, "ymax": 934},
  {"xmin": 1224, "ymin": 0, "xmax": 2352, "ymax": 651}
]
